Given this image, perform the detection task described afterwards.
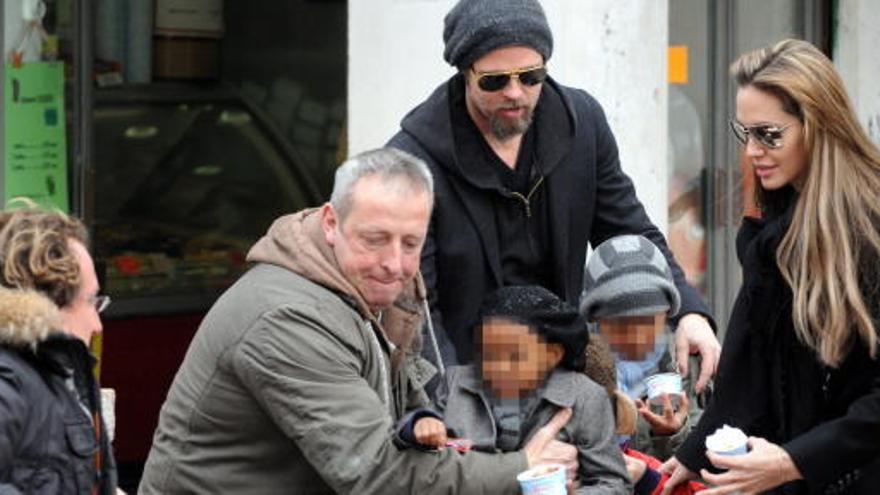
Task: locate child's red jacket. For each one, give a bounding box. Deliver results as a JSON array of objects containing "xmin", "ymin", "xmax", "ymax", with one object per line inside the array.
[{"xmin": 624, "ymin": 447, "xmax": 706, "ymax": 495}]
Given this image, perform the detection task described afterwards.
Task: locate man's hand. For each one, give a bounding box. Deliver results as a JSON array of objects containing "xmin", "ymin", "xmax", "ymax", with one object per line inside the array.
[
  {"xmin": 674, "ymin": 313, "xmax": 720, "ymax": 393},
  {"xmin": 414, "ymin": 417, "xmax": 448, "ymax": 448},
  {"xmin": 699, "ymin": 437, "xmax": 802, "ymax": 494},
  {"xmin": 659, "ymin": 456, "xmax": 697, "ymax": 495},
  {"xmin": 523, "ymin": 408, "xmax": 578, "ymax": 481},
  {"xmin": 636, "ymin": 392, "xmax": 689, "ymax": 435}
]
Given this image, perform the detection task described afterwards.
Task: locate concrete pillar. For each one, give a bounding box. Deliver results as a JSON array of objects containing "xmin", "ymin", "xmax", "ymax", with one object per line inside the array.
[
  {"xmin": 347, "ymin": 0, "xmax": 457, "ymax": 157},
  {"xmin": 835, "ymin": 0, "xmax": 880, "ymax": 146},
  {"xmin": 348, "ymin": 0, "xmax": 669, "ymax": 229},
  {"xmin": 547, "ymin": 1, "xmax": 669, "ymax": 229}
]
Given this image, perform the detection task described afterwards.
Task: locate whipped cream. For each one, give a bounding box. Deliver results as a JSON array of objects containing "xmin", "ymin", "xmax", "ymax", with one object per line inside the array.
[{"xmin": 705, "ymin": 424, "xmax": 748, "ymax": 454}]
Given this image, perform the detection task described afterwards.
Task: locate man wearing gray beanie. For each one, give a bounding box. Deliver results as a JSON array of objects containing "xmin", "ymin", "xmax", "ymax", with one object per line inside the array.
[{"xmin": 388, "ymin": 0, "xmax": 719, "ymax": 395}]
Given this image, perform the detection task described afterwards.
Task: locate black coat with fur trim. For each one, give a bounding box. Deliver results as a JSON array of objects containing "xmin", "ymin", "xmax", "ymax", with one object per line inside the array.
[
  {"xmin": 0, "ymin": 290, "xmax": 117, "ymax": 494},
  {"xmin": 676, "ymin": 195, "xmax": 880, "ymax": 494},
  {"xmin": 389, "ymin": 74, "xmax": 712, "ymax": 366}
]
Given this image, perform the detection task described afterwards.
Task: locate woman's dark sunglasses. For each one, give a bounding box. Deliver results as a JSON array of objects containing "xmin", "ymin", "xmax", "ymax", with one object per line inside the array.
[
  {"xmin": 473, "ymin": 65, "xmax": 548, "ymax": 92},
  {"xmin": 729, "ymin": 120, "xmax": 791, "ymax": 149}
]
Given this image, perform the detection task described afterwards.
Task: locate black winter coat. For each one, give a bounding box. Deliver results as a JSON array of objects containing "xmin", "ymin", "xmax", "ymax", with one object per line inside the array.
[
  {"xmin": 389, "ymin": 74, "xmax": 711, "ymax": 365},
  {"xmin": 0, "ymin": 290, "xmax": 117, "ymax": 495},
  {"xmin": 676, "ymin": 196, "xmax": 880, "ymax": 494}
]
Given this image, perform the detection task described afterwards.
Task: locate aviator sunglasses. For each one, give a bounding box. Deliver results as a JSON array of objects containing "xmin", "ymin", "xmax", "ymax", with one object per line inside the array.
[
  {"xmin": 472, "ymin": 65, "xmax": 548, "ymax": 92},
  {"xmin": 729, "ymin": 120, "xmax": 792, "ymax": 149}
]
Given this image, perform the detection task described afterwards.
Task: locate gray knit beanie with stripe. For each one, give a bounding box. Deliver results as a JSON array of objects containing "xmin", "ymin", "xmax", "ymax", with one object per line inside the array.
[
  {"xmin": 443, "ymin": 0, "xmax": 553, "ymax": 69},
  {"xmin": 579, "ymin": 235, "xmax": 681, "ymax": 321}
]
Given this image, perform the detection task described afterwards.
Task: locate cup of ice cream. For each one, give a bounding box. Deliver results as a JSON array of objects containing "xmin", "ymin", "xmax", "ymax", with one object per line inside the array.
[
  {"xmin": 516, "ymin": 463, "xmax": 567, "ymax": 495},
  {"xmin": 705, "ymin": 424, "xmax": 749, "ymax": 456},
  {"xmin": 645, "ymin": 372, "xmax": 683, "ymax": 408}
]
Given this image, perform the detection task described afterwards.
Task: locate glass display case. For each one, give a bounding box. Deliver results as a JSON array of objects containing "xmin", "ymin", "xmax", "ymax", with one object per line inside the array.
[{"xmin": 93, "ymin": 84, "xmax": 322, "ymax": 315}]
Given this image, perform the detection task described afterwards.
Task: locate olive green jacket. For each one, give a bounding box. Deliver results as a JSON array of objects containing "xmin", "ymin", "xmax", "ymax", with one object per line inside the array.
[{"xmin": 140, "ymin": 209, "xmax": 526, "ymax": 494}]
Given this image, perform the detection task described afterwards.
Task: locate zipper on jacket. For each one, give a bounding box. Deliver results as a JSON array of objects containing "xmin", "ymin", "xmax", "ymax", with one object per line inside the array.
[
  {"xmin": 365, "ymin": 321, "xmax": 392, "ymax": 413},
  {"xmin": 507, "ymin": 175, "xmax": 545, "ymax": 218},
  {"xmin": 821, "ymin": 368, "xmax": 832, "ymax": 403}
]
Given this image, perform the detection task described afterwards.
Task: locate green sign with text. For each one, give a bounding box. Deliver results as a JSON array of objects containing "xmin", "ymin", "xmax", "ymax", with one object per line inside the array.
[{"xmin": 4, "ymin": 61, "xmax": 69, "ymax": 211}]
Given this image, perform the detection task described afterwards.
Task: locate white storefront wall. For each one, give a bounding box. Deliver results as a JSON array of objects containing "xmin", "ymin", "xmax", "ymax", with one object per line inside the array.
[
  {"xmin": 835, "ymin": 0, "xmax": 880, "ymax": 147},
  {"xmin": 3, "ymin": 1, "xmax": 878, "ymax": 227},
  {"xmin": 348, "ymin": 0, "xmax": 670, "ymax": 231}
]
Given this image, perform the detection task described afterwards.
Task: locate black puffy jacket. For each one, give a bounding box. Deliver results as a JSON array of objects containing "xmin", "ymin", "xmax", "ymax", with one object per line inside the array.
[{"xmin": 0, "ymin": 289, "xmax": 117, "ymax": 494}]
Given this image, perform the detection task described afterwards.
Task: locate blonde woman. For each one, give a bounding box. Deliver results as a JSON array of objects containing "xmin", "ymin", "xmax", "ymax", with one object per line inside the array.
[{"xmin": 662, "ymin": 39, "xmax": 880, "ymax": 494}]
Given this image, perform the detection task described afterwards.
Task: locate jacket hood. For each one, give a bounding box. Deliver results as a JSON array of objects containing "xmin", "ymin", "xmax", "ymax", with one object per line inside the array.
[
  {"xmin": 0, "ymin": 288, "xmax": 62, "ymax": 347},
  {"xmin": 246, "ymin": 209, "xmax": 427, "ymax": 351},
  {"xmin": 398, "ymin": 74, "xmax": 577, "ymax": 189}
]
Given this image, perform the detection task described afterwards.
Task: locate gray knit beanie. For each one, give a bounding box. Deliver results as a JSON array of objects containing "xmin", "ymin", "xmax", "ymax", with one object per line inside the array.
[
  {"xmin": 443, "ymin": 0, "xmax": 554, "ymax": 69},
  {"xmin": 579, "ymin": 235, "xmax": 681, "ymax": 321}
]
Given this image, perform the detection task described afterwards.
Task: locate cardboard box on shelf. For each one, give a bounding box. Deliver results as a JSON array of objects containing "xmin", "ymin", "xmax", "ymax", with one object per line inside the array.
[
  {"xmin": 153, "ymin": 37, "xmax": 219, "ymax": 80},
  {"xmin": 155, "ymin": 0, "xmax": 224, "ymax": 38}
]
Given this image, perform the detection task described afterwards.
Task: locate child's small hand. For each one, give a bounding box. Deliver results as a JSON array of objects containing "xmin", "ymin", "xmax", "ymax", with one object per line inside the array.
[
  {"xmin": 636, "ymin": 392, "xmax": 689, "ymax": 435},
  {"xmin": 623, "ymin": 453, "xmax": 647, "ymax": 483},
  {"xmin": 414, "ymin": 417, "xmax": 448, "ymax": 448}
]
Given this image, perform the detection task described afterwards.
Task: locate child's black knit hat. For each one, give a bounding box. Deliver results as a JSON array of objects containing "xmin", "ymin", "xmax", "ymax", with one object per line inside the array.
[{"xmin": 481, "ymin": 285, "xmax": 589, "ymax": 370}]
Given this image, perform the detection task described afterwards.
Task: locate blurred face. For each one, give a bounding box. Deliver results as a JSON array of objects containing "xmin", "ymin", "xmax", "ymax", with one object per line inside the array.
[
  {"xmin": 465, "ymin": 46, "xmax": 544, "ymax": 141},
  {"xmin": 597, "ymin": 314, "xmax": 666, "ymax": 361},
  {"xmin": 735, "ymin": 85, "xmax": 808, "ymax": 191},
  {"xmin": 322, "ymin": 174, "xmax": 431, "ymax": 311},
  {"xmin": 480, "ymin": 317, "xmax": 562, "ymax": 399},
  {"xmin": 59, "ymin": 240, "xmax": 104, "ymax": 344}
]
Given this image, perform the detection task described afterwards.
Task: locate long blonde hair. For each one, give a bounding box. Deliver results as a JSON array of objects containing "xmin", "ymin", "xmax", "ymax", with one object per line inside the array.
[{"xmin": 731, "ymin": 39, "xmax": 880, "ymax": 366}]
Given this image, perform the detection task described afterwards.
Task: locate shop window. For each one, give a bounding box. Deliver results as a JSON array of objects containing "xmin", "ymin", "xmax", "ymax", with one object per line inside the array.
[
  {"xmin": 93, "ymin": 85, "xmax": 321, "ymax": 305},
  {"xmin": 88, "ymin": 0, "xmax": 345, "ymax": 312}
]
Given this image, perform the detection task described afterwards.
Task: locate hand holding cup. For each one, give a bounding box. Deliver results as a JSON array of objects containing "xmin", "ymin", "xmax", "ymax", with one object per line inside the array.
[
  {"xmin": 636, "ymin": 392, "xmax": 689, "ymax": 435},
  {"xmin": 700, "ymin": 436, "xmax": 803, "ymax": 494},
  {"xmin": 522, "ymin": 407, "xmax": 577, "ymax": 481},
  {"xmin": 517, "ymin": 464, "xmax": 567, "ymax": 495}
]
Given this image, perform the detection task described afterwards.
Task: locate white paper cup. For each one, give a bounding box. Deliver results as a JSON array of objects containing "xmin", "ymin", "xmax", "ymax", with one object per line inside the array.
[
  {"xmin": 516, "ymin": 464, "xmax": 567, "ymax": 495},
  {"xmin": 100, "ymin": 388, "xmax": 116, "ymax": 443},
  {"xmin": 713, "ymin": 443, "xmax": 748, "ymax": 456},
  {"xmin": 705, "ymin": 425, "xmax": 749, "ymax": 456},
  {"xmin": 645, "ymin": 372, "xmax": 683, "ymax": 408}
]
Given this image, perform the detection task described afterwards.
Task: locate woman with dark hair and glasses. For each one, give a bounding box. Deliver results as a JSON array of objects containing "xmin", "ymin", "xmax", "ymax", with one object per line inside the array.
[
  {"xmin": 0, "ymin": 205, "xmax": 120, "ymax": 494},
  {"xmin": 662, "ymin": 39, "xmax": 880, "ymax": 495}
]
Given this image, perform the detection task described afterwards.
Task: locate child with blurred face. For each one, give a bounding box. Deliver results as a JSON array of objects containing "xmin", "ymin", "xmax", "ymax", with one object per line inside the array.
[
  {"xmin": 478, "ymin": 315, "xmax": 564, "ymax": 399},
  {"xmin": 581, "ymin": 235, "xmax": 694, "ymax": 441},
  {"xmin": 409, "ymin": 313, "xmax": 566, "ymax": 449},
  {"xmin": 596, "ymin": 313, "xmax": 690, "ymax": 437},
  {"xmin": 580, "ymin": 235, "xmax": 708, "ymax": 494},
  {"xmin": 398, "ymin": 285, "xmax": 632, "ymax": 493},
  {"xmin": 597, "ymin": 314, "xmax": 667, "ymax": 362}
]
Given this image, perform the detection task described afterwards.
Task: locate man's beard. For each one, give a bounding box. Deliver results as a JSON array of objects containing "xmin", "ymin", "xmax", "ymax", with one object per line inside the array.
[{"xmin": 489, "ymin": 103, "xmax": 534, "ymax": 141}]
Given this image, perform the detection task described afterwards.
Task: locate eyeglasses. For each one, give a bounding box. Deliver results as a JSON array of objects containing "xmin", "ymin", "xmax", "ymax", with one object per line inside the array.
[
  {"xmin": 93, "ymin": 295, "xmax": 111, "ymax": 314},
  {"xmin": 472, "ymin": 65, "xmax": 548, "ymax": 92},
  {"xmin": 729, "ymin": 120, "xmax": 792, "ymax": 149}
]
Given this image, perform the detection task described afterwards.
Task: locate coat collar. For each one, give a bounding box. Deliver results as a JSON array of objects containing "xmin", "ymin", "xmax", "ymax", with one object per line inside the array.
[
  {"xmin": 456, "ymin": 365, "xmax": 579, "ymax": 408},
  {"xmin": 399, "ymin": 75, "xmax": 579, "ymax": 291},
  {"xmin": 399, "ymin": 74, "xmax": 577, "ymax": 189},
  {"xmin": 0, "ymin": 288, "xmax": 62, "ymax": 348},
  {"xmin": 247, "ymin": 209, "xmax": 428, "ymax": 354}
]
